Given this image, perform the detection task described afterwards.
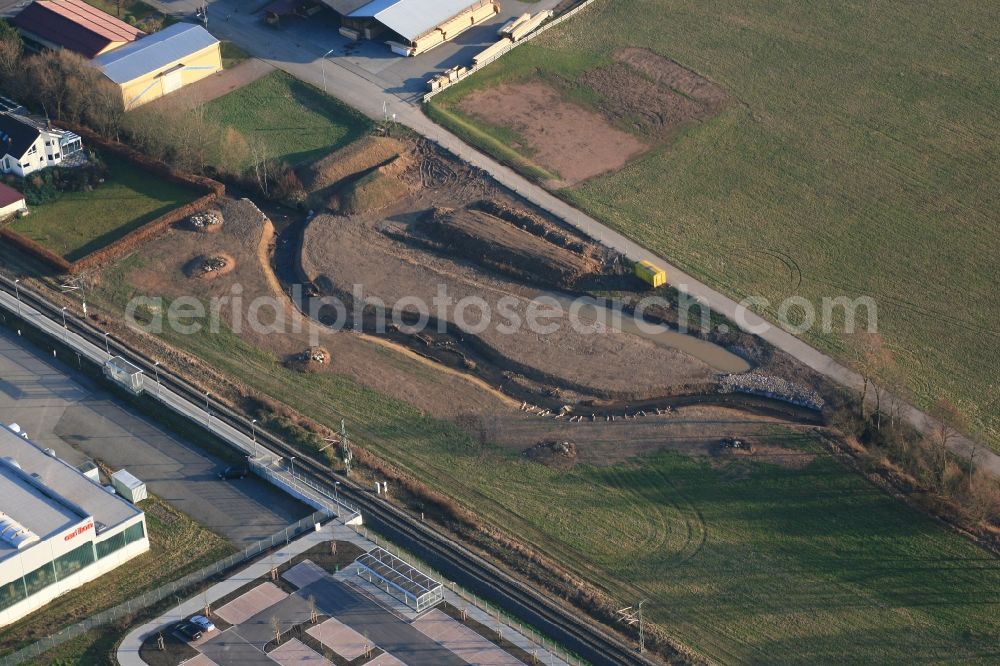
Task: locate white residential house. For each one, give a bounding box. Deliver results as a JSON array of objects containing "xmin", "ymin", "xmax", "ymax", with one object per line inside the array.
[{"xmin": 0, "ymin": 113, "xmax": 84, "ymax": 178}]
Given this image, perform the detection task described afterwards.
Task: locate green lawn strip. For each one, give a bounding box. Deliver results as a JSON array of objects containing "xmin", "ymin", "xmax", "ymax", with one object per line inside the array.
[
  {"xmin": 221, "ymin": 41, "xmax": 250, "ymax": 69},
  {"xmin": 201, "ymin": 70, "xmax": 372, "ymax": 170},
  {"xmin": 85, "ymin": 276, "xmax": 1000, "ymax": 663},
  {"xmin": 426, "ymin": 0, "xmax": 1000, "ymax": 445},
  {"xmin": 0, "ymin": 494, "xmax": 234, "ymax": 657},
  {"xmin": 7, "ymin": 155, "xmax": 200, "ymax": 261}
]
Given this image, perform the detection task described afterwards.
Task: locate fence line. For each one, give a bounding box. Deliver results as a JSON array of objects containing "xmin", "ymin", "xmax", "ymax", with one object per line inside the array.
[
  {"xmin": 423, "ymin": 0, "xmax": 602, "ymax": 102},
  {"xmin": 0, "ymin": 510, "xmax": 332, "ymax": 666}
]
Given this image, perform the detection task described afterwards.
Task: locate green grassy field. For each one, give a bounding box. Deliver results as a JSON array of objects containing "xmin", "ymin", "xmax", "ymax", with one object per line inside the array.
[
  {"xmin": 84, "ymin": 263, "xmax": 1000, "ymax": 664},
  {"xmin": 202, "ymin": 70, "xmax": 371, "ymax": 169},
  {"xmin": 7, "ymin": 155, "xmax": 199, "ymax": 261},
  {"xmin": 427, "ymin": 0, "xmax": 1000, "ymax": 446}
]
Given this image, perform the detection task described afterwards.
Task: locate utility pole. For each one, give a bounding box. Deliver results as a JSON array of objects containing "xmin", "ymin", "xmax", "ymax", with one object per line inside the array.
[
  {"xmin": 617, "ymin": 600, "xmax": 647, "ymax": 654},
  {"xmin": 638, "ymin": 599, "xmax": 646, "ymax": 654},
  {"xmin": 340, "ymin": 419, "xmax": 353, "ymax": 475},
  {"xmin": 321, "ymin": 48, "xmax": 335, "ymax": 93}
]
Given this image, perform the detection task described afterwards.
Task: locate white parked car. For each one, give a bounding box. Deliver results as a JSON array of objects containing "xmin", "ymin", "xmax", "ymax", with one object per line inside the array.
[{"xmin": 190, "ymin": 615, "xmax": 216, "ymax": 632}]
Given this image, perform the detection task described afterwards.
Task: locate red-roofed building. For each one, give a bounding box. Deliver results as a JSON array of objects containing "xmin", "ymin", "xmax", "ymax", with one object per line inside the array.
[
  {"xmin": 12, "ymin": 0, "xmax": 145, "ymax": 59},
  {"xmin": 0, "ymin": 183, "xmax": 26, "ymax": 219}
]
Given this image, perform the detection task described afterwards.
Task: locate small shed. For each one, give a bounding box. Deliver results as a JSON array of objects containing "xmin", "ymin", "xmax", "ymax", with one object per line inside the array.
[
  {"xmin": 0, "ymin": 183, "xmax": 26, "ymax": 220},
  {"xmin": 634, "ymin": 260, "xmax": 667, "ymax": 288},
  {"xmin": 111, "ymin": 469, "xmax": 147, "ymax": 503},
  {"xmin": 77, "ymin": 460, "xmax": 100, "ymax": 482},
  {"xmin": 103, "ymin": 356, "xmax": 144, "ymax": 394}
]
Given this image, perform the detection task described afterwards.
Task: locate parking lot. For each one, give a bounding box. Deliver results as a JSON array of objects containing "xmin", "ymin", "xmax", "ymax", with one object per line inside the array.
[{"xmin": 0, "ymin": 327, "xmax": 311, "ymax": 545}]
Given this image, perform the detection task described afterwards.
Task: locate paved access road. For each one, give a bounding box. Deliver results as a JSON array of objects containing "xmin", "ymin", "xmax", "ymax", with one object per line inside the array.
[
  {"xmin": 132, "ymin": 0, "xmax": 996, "ymax": 472},
  {"xmin": 0, "ymin": 326, "xmax": 311, "ymax": 545}
]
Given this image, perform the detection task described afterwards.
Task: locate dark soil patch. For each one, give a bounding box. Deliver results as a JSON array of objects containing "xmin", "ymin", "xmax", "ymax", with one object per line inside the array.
[
  {"xmin": 421, "ymin": 206, "xmax": 600, "ymax": 287},
  {"xmin": 580, "ymin": 49, "xmax": 728, "ymax": 140}
]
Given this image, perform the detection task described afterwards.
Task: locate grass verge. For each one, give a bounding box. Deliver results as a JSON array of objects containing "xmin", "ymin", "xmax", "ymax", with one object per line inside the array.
[{"xmin": 221, "ymin": 41, "xmax": 250, "ymax": 70}]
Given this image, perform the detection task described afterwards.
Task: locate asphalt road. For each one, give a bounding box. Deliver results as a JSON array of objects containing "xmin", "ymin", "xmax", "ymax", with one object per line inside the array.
[{"xmin": 0, "ymin": 326, "xmax": 312, "ymax": 545}]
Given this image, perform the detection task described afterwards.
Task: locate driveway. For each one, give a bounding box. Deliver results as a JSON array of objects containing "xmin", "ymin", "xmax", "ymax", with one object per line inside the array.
[{"xmin": 0, "ymin": 326, "xmax": 312, "ymax": 545}]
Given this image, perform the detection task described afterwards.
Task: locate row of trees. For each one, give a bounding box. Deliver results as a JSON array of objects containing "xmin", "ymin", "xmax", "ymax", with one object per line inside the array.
[
  {"xmin": 840, "ymin": 330, "xmax": 1000, "ymax": 526},
  {"xmin": 0, "ymin": 22, "xmax": 124, "ymax": 137}
]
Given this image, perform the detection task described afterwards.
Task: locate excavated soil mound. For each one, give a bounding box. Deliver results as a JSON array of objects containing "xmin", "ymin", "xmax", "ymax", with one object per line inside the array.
[
  {"xmin": 423, "ymin": 207, "xmax": 600, "ymax": 287},
  {"xmin": 300, "ymin": 135, "xmax": 408, "ymax": 194},
  {"xmin": 185, "ymin": 253, "xmax": 235, "ymax": 280},
  {"xmin": 474, "ymin": 199, "xmax": 599, "ymax": 258},
  {"xmin": 333, "ymin": 156, "xmax": 414, "ymax": 215},
  {"xmin": 524, "ymin": 440, "xmax": 578, "ymax": 469}
]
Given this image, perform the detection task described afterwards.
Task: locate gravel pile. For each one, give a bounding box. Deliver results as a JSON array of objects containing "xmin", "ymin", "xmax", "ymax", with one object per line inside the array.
[
  {"xmin": 201, "ymin": 256, "xmax": 228, "ymax": 272},
  {"xmin": 720, "ymin": 371, "xmax": 824, "ymax": 410},
  {"xmin": 190, "ymin": 211, "xmax": 221, "ymax": 228}
]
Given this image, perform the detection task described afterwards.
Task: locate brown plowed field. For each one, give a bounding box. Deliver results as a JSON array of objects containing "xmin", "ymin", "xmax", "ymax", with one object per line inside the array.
[{"xmin": 457, "ymin": 81, "xmax": 647, "ymax": 185}]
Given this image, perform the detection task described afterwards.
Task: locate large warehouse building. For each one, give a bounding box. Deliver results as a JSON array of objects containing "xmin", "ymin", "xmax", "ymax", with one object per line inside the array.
[
  {"xmin": 0, "ymin": 424, "xmax": 149, "ymax": 627},
  {"xmin": 328, "ymin": 0, "xmax": 499, "ymax": 56},
  {"xmin": 93, "ymin": 22, "xmax": 223, "ymax": 110}
]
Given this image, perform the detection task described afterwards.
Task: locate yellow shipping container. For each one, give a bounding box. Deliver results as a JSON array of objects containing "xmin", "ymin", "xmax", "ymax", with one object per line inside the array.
[{"xmin": 634, "ymin": 260, "xmax": 667, "ymax": 288}]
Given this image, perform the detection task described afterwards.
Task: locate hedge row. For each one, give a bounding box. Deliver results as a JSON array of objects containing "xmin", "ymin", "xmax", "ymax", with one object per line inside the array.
[
  {"xmin": 1, "ymin": 124, "xmax": 224, "ymax": 275},
  {"xmin": 0, "ymin": 226, "xmax": 72, "ymax": 272}
]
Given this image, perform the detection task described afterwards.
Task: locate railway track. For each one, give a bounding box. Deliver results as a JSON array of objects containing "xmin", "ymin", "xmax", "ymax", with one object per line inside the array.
[{"xmin": 0, "ymin": 274, "xmax": 661, "ymax": 666}]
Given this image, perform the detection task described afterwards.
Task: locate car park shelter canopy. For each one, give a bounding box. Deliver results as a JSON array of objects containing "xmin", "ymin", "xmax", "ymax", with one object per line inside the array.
[{"xmin": 355, "ymin": 547, "xmax": 444, "ymax": 611}]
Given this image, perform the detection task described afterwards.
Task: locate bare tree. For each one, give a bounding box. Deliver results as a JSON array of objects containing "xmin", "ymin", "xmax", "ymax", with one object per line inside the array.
[
  {"xmin": 0, "ymin": 20, "xmax": 22, "ymax": 86},
  {"xmin": 270, "ymin": 615, "xmax": 283, "ymax": 644},
  {"xmin": 847, "ymin": 330, "xmax": 893, "ymax": 424},
  {"xmin": 924, "ymin": 398, "xmax": 965, "ymax": 491}
]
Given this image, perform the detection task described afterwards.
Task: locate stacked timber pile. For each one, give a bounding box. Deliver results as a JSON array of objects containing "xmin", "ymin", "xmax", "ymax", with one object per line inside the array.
[{"xmin": 422, "ymin": 206, "xmax": 600, "ymax": 287}]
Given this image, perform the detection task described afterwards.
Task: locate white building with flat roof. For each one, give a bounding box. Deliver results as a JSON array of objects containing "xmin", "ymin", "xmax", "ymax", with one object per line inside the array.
[{"xmin": 0, "ymin": 424, "xmax": 149, "ymax": 627}]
